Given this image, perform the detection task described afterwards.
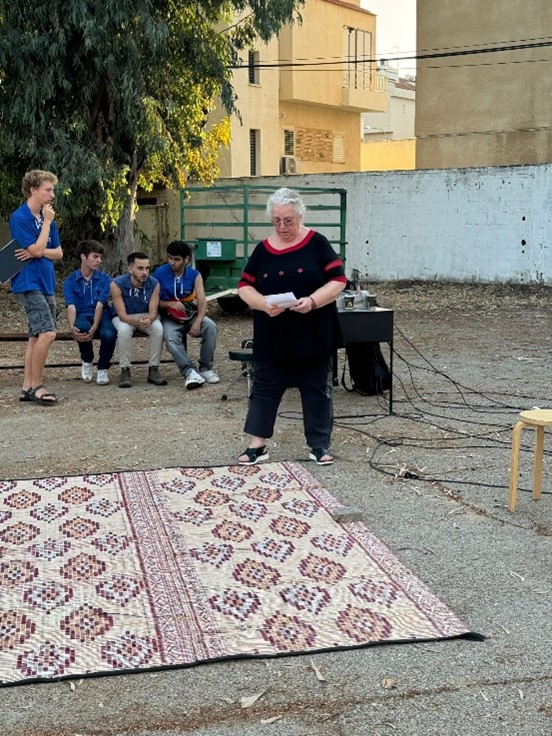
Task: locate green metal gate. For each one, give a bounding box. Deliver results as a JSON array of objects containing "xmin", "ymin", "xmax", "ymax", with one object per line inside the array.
[{"xmin": 179, "ymin": 184, "xmax": 347, "ymax": 295}]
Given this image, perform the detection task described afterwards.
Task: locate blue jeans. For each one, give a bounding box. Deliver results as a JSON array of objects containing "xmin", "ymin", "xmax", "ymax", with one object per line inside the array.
[
  {"xmin": 75, "ymin": 313, "xmax": 117, "ymax": 370},
  {"xmin": 162, "ymin": 316, "xmax": 217, "ymax": 377}
]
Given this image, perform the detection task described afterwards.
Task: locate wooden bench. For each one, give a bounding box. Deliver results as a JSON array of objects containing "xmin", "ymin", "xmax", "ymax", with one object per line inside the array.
[
  {"xmin": 0, "ymin": 331, "xmax": 75, "ymax": 342},
  {"xmin": 0, "ymin": 330, "xmax": 171, "ymax": 371},
  {"xmin": 0, "ymin": 291, "xmax": 232, "ymax": 369}
]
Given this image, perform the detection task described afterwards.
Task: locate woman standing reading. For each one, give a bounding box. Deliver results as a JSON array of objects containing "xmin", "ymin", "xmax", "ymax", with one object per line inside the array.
[{"xmin": 237, "ymin": 188, "xmax": 346, "ymax": 466}]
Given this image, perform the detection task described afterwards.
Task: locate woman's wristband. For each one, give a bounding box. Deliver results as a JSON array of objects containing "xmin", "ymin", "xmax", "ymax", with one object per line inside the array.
[{"xmin": 309, "ymin": 296, "xmax": 317, "ymax": 310}]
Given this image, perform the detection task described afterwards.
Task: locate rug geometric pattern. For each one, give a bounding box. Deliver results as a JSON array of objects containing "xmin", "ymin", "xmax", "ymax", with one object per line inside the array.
[{"xmin": 0, "ymin": 462, "xmax": 477, "ymax": 685}]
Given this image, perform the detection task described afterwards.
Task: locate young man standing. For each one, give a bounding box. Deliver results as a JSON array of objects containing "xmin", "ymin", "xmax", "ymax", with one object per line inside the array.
[
  {"xmin": 110, "ymin": 252, "xmax": 167, "ymax": 388},
  {"xmin": 10, "ymin": 169, "xmax": 63, "ymax": 405},
  {"xmin": 63, "ymin": 239, "xmax": 117, "ymax": 385},
  {"xmin": 154, "ymin": 240, "xmax": 219, "ymax": 389}
]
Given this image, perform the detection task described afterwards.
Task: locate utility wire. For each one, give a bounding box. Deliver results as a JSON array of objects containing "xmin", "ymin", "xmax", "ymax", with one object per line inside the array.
[
  {"xmin": 253, "ymin": 56, "xmax": 552, "ymax": 74},
  {"xmin": 382, "ymin": 33, "xmax": 552, "ymax": 56},
  {"xmin": 229, "ymin": 38, "xmax": 552, "ymax": 70},
  {"xmin": 235, "ymin": 35, "xmax": 552, "ymax": 67}
]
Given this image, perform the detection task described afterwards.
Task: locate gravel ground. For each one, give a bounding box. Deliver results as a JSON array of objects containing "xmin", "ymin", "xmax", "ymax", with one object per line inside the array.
[{"xmin": 0, "ymin": 281, "xmax": 551, "ymax": 735}]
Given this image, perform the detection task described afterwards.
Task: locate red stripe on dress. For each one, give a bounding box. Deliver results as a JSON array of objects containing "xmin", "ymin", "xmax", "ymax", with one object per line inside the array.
[
  {"xmin": 238, "ymin": 273, "xmax": 255, "ymax": 288},
  {"xmin": 323, "ymin": 259, "xmax": 343, "ymax": 272}
]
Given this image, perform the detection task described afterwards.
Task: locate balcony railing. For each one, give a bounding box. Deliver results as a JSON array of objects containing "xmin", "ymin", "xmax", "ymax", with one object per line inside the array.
[
  {"xmin": 342, "ymin": 70, "xmax": 388, "ymax": 93},
  {"xmin": 341, "ymin": 72, "xmax": 388, "ymax": 113}
]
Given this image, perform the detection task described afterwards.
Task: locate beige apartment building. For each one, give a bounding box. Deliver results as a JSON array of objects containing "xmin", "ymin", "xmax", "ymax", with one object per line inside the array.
[
  {"xmin": 135, "ymin": 0, "xmax": 388, "ymax": 254},
  {"xmin": 214, "ymin": 0, "xmax": 387, "ymax": 178},
  {"xmin": 416, "ymin": 1, "xmax": 552, "ymax": 169}
]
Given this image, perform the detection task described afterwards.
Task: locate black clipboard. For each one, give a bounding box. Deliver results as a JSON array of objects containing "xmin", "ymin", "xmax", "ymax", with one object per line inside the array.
[{"xmin": 0, "ymin": 239, "xmax": 25, "ymax": 284}]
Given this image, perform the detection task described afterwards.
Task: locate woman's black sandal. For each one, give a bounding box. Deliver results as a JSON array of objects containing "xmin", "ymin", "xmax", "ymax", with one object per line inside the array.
[
  {"xmin": 309, "ymin": 448, "xmax": 334, "ymax": 465},
  {"xmin": 19, "ymin": 388, "xmax": 33, "ymax": 402},
  {"xmin": 238, "ymin": 446, "xmax": 269, "ymax": 465}
]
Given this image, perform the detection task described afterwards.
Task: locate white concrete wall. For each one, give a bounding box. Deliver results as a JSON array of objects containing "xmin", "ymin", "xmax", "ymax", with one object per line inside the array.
[
  {"xmin": 221, "ymin": 163, "xmax": 552, "ymax": 284},
  {"xmin": 5, "ymin": 164, "xmax": 547, "ymax": 286}
]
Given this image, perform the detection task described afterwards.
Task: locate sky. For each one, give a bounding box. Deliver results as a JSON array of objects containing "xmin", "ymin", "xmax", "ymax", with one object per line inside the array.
[{"xmin": 360, "ymin": 0, "xmax": 417, "ymax": 76}]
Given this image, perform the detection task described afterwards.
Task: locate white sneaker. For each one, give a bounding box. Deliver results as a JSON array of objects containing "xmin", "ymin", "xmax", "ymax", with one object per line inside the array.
[
  {"xmin": 96, "ymin": 370, "xmax": 110, "ymax": 385},
  {"xmin": 185, "ymin": 368, "xmax": 205, "ymax": 390},
  {"xmin": 81, "ymin": 362, "xmax": 93, "ymax": 382},
  {"xmin": 200, "ymin": 369, "xmax": 220, "ymax": 384}
]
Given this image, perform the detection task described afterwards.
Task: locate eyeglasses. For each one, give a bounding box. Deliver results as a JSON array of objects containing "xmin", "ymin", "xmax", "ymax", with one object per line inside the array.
[{"xmin": 271, "ymin": 217, "xmax": 296, "ymax": 227}]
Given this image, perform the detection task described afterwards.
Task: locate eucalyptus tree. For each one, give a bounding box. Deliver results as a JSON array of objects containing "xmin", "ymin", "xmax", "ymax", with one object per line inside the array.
[{"xmin": 0, "ymin": 0, "xmax": 302, "ymax": 269}]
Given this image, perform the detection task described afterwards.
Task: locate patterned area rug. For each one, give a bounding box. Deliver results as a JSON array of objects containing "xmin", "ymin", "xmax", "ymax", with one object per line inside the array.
[{"xmin": 0, "ymin": 462, "xmax": 479, "ymax": 686}]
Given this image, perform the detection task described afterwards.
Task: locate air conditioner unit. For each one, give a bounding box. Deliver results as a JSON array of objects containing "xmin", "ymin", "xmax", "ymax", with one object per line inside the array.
[{"xmin": 280, "ymin": 155, "xmax": 300, "ymax": 175}]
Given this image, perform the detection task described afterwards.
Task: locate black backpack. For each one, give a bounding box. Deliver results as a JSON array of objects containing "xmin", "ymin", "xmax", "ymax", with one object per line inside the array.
[{"xmin": 342, "ymin": 342, "xmax": 391, "ymax": 396}]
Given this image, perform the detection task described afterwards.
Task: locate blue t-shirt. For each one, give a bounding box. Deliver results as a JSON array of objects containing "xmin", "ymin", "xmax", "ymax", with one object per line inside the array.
[
  {"xmin": 9, "ymin": 202, "xmax": 61, "ymax": 295},
  {"xmin": 113, "ymin": 273, "xmax": 158, "ymax": 315},
  {"xmin": 154, "ymin": 262, "xmax": 198, "ymax": 301},
  {"xmin": 63, "ymin": 269, "xmax": 113, "ymax": 319}
]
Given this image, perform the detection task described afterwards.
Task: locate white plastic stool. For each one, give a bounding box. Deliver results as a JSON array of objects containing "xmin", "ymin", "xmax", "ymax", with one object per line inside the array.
[{"xmin": 508, "ymin": 409, "xmax": 552, "ymax": 512}]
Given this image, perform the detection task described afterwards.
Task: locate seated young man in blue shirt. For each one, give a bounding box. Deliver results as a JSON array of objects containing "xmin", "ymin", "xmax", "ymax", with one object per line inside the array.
[
  {"xmin": 10, "ymin": 169, "xmax": 63, "ymax": 405},
  {"xmin": 63, "ymin": 239, "xmax": 116, "ymax": 385},
  {"xmin": 154, "ymin": 241, "xmax": 219, "ymax": 389},
  {"xmin": 110, "ymin": 252, "xmax": 167, "ymax": 388}
]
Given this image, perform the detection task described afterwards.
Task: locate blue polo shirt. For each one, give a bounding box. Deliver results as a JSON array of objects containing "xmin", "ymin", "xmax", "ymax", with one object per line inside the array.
[
  {"xmin": 113, "ymin": 273, "xmax": 158, "ymax": 315},
  {"xmin": 154, "ymin": 262, "xmax": 198, "ymax": 301},
  {"xmin": 9, "ymin": 202, "xmax": 61, "ymax": 295},
  {"xmin": 63, "ymin": 269, "xmax": 113, "ymax": 319}
]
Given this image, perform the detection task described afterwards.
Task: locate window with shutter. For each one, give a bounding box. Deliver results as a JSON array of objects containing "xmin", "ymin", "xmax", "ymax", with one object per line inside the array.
[
  {"xmin": 250, "ymin": 129, "xmax": 260, "ymax": 176},
  {"xmin": 332, "ymin": 134, "xmax": 345, "ymax": 164},
  {"xmin": 248, "ymin": 50, "xmax": 260, "ymax": 85},
  {"xmin": 284, "ymin": 129, "xmax": 295, "ymax": 156}
]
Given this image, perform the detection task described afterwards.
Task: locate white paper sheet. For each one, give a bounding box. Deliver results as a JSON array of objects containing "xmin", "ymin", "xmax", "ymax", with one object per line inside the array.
[{"xmin": 265, "ymin": 292, "xmax": 299, "ymax": 308}]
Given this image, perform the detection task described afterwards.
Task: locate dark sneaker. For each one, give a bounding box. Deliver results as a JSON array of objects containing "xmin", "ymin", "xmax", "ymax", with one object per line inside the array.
[
  {"xmin": 147, "ymin": 366, "xmax": 167, "ymax": 386},
  {"xmin": 119, "ymin": 367, "xmax": 132, "ymax": 388}
]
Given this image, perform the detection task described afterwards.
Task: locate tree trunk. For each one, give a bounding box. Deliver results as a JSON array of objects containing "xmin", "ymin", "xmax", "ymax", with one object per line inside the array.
[{"xmin": 103, "ymin": 151, "xmax": 139, "ymax": 275}]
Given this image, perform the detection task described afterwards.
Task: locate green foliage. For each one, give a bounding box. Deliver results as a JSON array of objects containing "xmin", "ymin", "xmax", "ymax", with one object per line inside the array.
[{"xmin": 0, "ymin": 0, "xmax": 303, "ymax": 259}]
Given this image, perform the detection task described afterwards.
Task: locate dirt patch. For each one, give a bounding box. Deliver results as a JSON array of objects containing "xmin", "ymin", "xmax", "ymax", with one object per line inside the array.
[
  {"xmin": 1, "ymin": 280, "xmax": 552, "ymax": 482},
  {"xmin": 1, "ymin": 280, "xmax": 551, "ymax": 736}
]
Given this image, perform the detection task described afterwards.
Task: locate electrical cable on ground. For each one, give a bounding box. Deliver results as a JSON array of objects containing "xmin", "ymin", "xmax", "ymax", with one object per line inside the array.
[{"xmin": 278, "ymin": 324, "xmax": 551, "ymax": 498}]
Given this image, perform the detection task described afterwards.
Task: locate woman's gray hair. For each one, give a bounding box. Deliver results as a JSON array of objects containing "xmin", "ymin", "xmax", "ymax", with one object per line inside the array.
[{"xmin": 266, "ymin": 188, "xmax": 307, "ymax": 219}]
